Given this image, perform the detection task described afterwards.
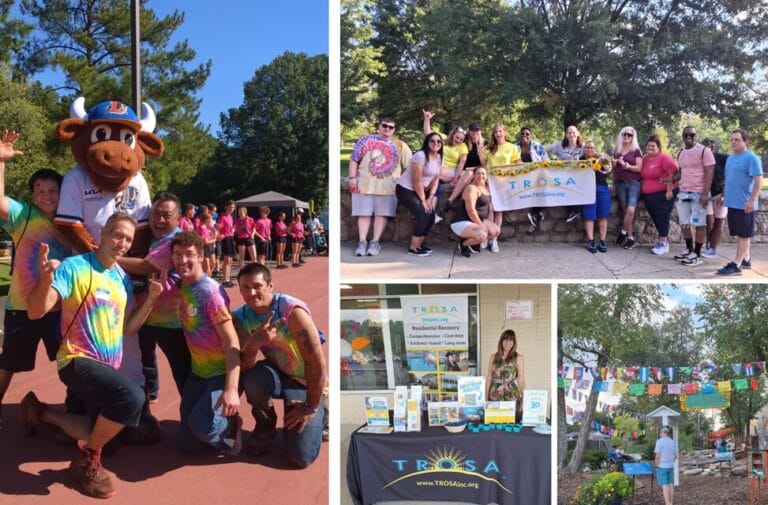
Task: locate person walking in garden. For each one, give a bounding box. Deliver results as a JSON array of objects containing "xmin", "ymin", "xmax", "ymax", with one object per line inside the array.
[{"xmin": 654, "ymin": 426, "xmax": 678, "ymax": 505}]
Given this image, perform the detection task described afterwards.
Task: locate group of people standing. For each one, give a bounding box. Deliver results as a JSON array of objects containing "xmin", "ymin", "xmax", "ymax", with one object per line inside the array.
[
  {"xmin": 0, "ymin": 130, "xmax": 327, "ymax": 499},
  {"xmin": 348, "ymin": 114, "xmax": 762, "ymax": 275}
]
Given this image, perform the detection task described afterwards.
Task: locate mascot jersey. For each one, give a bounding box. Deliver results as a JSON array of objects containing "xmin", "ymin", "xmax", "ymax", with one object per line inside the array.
[
  {"xmin": 233, "ymin": 293, "xmax": 312, "ymax": 384},
  {"xmin": 55, "ymin": 165, "xmax": 151, "ymax": 241}
]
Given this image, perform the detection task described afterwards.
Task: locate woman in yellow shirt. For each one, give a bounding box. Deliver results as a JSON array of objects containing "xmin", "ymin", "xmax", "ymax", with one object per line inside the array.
[{"xmin": 480, "ymin": 123, "xmax": 520, "ymax": 252}]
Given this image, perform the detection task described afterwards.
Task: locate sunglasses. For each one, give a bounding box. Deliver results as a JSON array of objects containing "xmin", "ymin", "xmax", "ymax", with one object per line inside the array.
[
  {"xmin": 380, "ymin": 123, "xmax": 395, "ymax": 130},
  {"xmin": 429, "ymin": 139, "xmax": 443, "ymax": 144},
  {"xmin": 683, "ymin": 133, "xmax": 696, "ymax": 138},
  {"xmin": 622, "ymin": 132, "xmax": 634, "ymax": 137}
]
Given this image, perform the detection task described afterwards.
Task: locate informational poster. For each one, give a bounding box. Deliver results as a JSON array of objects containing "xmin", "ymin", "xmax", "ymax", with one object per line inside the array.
[
  {"xmin": 365, "ymin": 397, "xmax": 390, "ymax": 428},
  {"xmin": 522, "ymin": 390, "xmax": 549, "ymax": 426},
  {"xmin": 505, "ymin": 300, "xmax": 533, "ymax": 320},
  {"xmin": 402, "ymin": 295, "xmax": 470, "ymax": 400}
]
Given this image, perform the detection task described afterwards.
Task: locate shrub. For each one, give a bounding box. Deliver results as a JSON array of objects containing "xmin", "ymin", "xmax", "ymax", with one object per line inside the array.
[
  {"xmin": 571, "ymin": 471, "xmax": 634, "ymax": 505},
  {"xmin": 583, "ymin": 449, "xmax": 607, "ymax": 470}
]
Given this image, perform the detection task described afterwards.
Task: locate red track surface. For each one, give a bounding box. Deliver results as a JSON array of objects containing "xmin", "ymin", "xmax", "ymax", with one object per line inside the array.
[{"xmin": 0, "ymin": 256, "xmax": 328, "ymax": 504}]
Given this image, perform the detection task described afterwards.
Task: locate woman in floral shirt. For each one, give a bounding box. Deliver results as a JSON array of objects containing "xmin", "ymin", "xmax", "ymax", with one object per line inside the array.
[{"xmin": 485, "ymin": 329, "xmax": 526, "ymax": 420}]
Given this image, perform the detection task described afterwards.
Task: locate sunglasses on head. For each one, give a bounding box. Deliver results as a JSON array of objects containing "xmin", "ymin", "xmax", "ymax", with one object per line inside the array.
[{"xmin": 380, "ymin": 123, "xmax": 395, "ymax": 130}]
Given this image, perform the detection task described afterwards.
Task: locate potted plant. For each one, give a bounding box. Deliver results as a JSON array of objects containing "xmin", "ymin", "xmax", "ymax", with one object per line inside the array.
[{"xmin": 571, "ymin": 471, "xmax": 633, "ymax": 505}]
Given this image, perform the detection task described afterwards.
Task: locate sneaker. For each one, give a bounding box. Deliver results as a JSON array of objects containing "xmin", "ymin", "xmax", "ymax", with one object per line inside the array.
[
  {"xmin": 717, "ymin": 261, "xmax": 743, "ymax": 276},
  {"xmin": 407, "ymin": 248, "xmax": 430, "ymax": 257},
  {"xmin": 354, "ymin": 240, "xmax": 367, "ymax": 256},
  {"xmin": 489, "ymin": 238, "xmax": 500, "ymax": 253},
  {"xmin": 246, "ymin": 426, "xmax": 277, "ymax": 456},
  {"xmin": 597, "ymin": 240, "xmax": 608, "ymax": 253},
  {"xmin": 70, "ymin": 440, "xmax": 116, "ymax": 499},
  {"xmin": 587, "ymin": 240, "xmax": 597, "ymax": 253},
  {"xmin": 651, "ymin": 242, "xmax": 670, "ymax": 255},
  {"xmin": 417, "ymin": 246, "xmax": 433, "ymax": 255},
  {"xmin": 623, "ymin": 238, "xmax": 636, "ymax": 250},
  {"xmin": 457, "ymin": 242, "xmax": 471, "ymax": 258},
  {"xmin": 615, "ymin": 231, "xmax": 627, "ymax": 246},
  {"xmin": 674, "ymin": 248, "xmax": 691, "ymax": 260},
  {"xmin": 366, "ymin": 240, "xmax": 381, "ymax": 256},
  {"xmin": 480, "ymin": 240, "xmax": 488, "ymax": 250},
  {"xmin": 468, "ymin": 244, "xmax": 481, "ymax": 254},
  {"xmin": 527, "ymin": 212, "xmax": 542, "ymax": 228},
  {"xmin": 434, "ymin": 214, "xmax": 443, "ymax": 224},
  {"xmin": 742, "ymin": 258, "xmax": 752, "ymax": 270},
  {"xmin": 701, "ymin": 248, "xmax": 718, "ymax": 258},
  {"xmin": 221, "ymin": 414, "xmax": 243, "ymax": 456},
  {"xmin": 19, "ymin": 391, "xmax": 48, "ymax": 437},
  {"xmin": 681, "ymin": 253, "xmax": 703, "ymax": 266},
  {"xmin": 566, "ymin": 210, "xmax": 580, "ymax": 223}
]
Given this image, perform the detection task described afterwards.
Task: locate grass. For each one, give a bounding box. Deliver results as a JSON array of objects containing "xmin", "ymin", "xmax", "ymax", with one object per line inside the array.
[{"xmin": 340, "ymin": 145, "xmax": 352, "ymax": 178}]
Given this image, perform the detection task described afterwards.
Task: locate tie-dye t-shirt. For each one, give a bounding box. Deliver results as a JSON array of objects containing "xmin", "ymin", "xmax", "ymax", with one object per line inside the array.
[
  {"xmin": 232, "ymin": 293, "xmax": 312, "ymax": 383},
  {"xmin": 179, "ymin": 275, "xmax": 232, "ymax": 379},
  {"xmin": 140, "ymin": 229, "xmax": 181, "ymax": 328},
  {"xmin": 52, "ymin": 253, "xmax": 133, "ymax": 369},
  {"xmin": 0, "ymin": 198, "xmax": 69, "ymax": 311}
]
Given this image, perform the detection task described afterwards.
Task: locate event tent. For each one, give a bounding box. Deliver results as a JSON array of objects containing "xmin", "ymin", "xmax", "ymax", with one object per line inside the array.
[{"xmin": 236, "ymin": 191, "xmax": 310, "ymax": 211}]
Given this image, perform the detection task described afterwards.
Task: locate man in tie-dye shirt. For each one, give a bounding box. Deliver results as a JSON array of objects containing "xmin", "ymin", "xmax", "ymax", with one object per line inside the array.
[
  {"xmin": 0, "ymin": 130, "xmax": 69, "ymax": 430},
  {"xmin": 22, "ymin": 213, "xmax": 165, "ymax": 499},
  {"xmin": 233, "ymin": 262, "xmax": 327, "ymax": 468},
  {"xmin": 118, "ymin": 192, "xmax": 188, "ymax": 400},
  {"xmin": 170, "ymin": 231, "xmax": 243, "ymax": 456}
]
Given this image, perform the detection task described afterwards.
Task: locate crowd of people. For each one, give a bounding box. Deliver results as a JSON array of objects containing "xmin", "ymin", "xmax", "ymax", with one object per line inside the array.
[
  {"xmin": 348, "ymin": 113, "xmax": 763, "ymax": 275},
  {"xmin": 0, "ymin": 130, "xmax": 328, "ymax": 499}
]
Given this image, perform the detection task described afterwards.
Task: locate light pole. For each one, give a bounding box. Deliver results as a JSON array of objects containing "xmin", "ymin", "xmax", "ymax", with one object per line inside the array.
[{"xmin": 130, "ymin": 0, "xmax": 141, "ymax": 116}]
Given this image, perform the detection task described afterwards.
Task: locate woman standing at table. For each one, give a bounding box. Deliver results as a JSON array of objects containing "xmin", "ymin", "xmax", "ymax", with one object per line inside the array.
[
  {"xmin": 480, "ymin": 123, "xmax": 520, "ymax": 252},
  {"xmin": 486, "ymin": 329, "xmax": 526, "ymax": 420},
  {"xmin": 395, "ymin": 132, "xmax": 442, "ymax": 257}
]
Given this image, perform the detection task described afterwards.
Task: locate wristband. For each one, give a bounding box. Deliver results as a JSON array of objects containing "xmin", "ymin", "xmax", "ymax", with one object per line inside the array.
[{"xmin": 304, "ymin": 402, "xmax": 318, "ymax": 413}]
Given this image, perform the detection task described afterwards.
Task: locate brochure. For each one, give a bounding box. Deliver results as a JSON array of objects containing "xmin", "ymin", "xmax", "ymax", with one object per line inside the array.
[
  {"xmin": 364, "ymin": 396, "xmax": 390, "ymax": 428},
  {"xmin": 427, "ymin": 401, "xmax": 461, "ymax": 426},
  {"xmin": 485, "ymin": 400, "xmax": 516, "ymax": 424},
  {"xmin": 457, "ymin": 376, "xmax": 485, "ymax": 421},
  {"xmin": 393, "ymin": 386, "xmax": 408, "ymax": 432}
]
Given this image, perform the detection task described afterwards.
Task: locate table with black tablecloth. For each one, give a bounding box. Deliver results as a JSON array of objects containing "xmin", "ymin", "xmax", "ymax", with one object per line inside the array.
[{"xmin": 347, "ymin": 425, "xmax": 550, "ymax": 505}]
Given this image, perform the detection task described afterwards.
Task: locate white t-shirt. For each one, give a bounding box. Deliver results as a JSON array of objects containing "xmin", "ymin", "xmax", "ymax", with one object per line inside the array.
[
  {"xmin": 398, "ymin": 150, "xmax": 441, "ymax": 192},
  {"xmin": 654, "ymin": 436, "xmax": 677, "ymax": 469},
  {"xmin": 55, "ymin": 165, "xmax": 151, "ymax": 241}
]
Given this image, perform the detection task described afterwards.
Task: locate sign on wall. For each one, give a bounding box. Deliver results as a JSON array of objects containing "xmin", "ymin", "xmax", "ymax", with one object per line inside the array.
[{"xmin": 505, "ymin": 300, "xmax": 533, "ymax": 320}]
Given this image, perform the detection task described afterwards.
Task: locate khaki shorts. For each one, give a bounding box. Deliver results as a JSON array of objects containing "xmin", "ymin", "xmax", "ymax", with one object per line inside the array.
[
  {"xmin": 707, "ymin": 194, "xmax": 728, "ymax": 219},
  {"xmin": 351, "ymin": 193, "xmax": 398, "ymax": 217}
]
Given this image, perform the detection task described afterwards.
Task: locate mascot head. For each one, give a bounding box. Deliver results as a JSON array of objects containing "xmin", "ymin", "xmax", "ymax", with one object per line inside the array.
[{"xmin": 56, "ymin": 97, "xmax": 164, "ymax": 193}]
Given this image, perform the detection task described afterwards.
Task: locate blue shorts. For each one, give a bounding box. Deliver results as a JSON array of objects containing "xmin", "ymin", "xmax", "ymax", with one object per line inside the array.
[
  {"xmin": 656, "ymin": 467, "xmax": 674, "ymax": 486},
  {"xmin": 582, "ymin": 185, "xmax": 612, "ymax": 221},
  {"xmin": 728, "ymin": 208, "xmax": 756, "ymax": 238},
  {"xmin": 615, "ymin": 179, "xmax": 641, "ymax": 209}
]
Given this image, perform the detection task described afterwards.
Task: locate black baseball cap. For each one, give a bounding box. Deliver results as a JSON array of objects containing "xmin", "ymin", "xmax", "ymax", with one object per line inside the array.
[{"xmin": 468, "ymin": 123, "xmax": 481, "ymax": 131}]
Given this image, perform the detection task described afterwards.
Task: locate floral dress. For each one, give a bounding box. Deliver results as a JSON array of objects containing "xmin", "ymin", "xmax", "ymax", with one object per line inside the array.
[{"xmin": 488, "ymin": 357, "xmax": 521, "ymax": 402}]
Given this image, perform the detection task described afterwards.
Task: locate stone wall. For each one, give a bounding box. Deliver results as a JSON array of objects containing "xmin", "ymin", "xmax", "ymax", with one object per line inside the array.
[{"xmin": 340, "ymin": 179, "xmax": 768, "ymax": 245}]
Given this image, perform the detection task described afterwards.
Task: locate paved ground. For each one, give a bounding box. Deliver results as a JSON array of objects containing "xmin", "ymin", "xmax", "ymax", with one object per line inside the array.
[
  {"xmin": 0, "ymin": 255, "xmax": 328, "ymax": 505},
  {"xmin": 341, "ymin": 241, "xmax": 768, "ymax": 280}
]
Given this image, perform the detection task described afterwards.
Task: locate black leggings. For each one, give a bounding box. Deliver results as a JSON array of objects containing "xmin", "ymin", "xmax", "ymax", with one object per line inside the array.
[
  {"xmin": 396, "ymin": 184, "xmax": 435, "ymax": 238},
  {"xmin": 643, "ymin": 189, "xmax": 678, "ymax": 237}
]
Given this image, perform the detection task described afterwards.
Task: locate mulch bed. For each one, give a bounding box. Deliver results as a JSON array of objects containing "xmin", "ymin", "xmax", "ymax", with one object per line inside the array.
[{"xmin": 558, "ymin": 471, "xmax": 753, "ymax": 505}]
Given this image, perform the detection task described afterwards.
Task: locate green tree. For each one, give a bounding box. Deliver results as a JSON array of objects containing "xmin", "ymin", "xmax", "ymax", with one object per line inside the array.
[
  {"xmin": 17, "ymin": 0, "xmax": 213, "ymax": 190},
  {"xmin": 558, "ymin": 283, "xmax": 664, "ymax": 473},
  {"xmin": 193, "ymin": 52, "xmax": 328, "ymax": 206},
  {"xmin": 0, "ymin": 0, "xmax": 32, "ymax": 66}
]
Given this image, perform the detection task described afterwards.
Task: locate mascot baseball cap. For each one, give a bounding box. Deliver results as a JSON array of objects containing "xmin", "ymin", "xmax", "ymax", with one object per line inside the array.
[{"xmin": 88, "ymin": 101, "xmax": 142, "ymax": 130}]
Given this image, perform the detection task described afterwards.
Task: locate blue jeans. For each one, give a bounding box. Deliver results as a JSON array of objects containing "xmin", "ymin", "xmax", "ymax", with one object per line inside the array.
[
  {"xmin": 615, "ymin": 179, "xmax": 642, "ymax": 210},
  {"xmin": 241, "ymin": 362, "xmax": 324, "ymax": 468},
  {"xmin": 178, "ymin": 374, "xmax": 232, "ymax": 453}
]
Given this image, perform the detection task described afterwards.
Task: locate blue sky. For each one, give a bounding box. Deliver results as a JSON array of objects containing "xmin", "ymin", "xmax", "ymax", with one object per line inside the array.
[{"xmin": 13, "ymin": 1, "xmax": 329, "ymax": 133}]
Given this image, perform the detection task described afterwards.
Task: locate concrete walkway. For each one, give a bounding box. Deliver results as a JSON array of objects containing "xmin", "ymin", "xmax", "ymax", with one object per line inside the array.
[{"xmin": 341, "ymin": 241, "xmax": 768, "ymax": 280}]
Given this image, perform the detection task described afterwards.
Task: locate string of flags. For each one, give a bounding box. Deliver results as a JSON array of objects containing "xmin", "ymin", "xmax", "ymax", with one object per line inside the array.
[
  {"xmin": 559, "ymin": 362, "xmax": 766, "ymax": 382},
  {"xmin": 559, "ymin": 376, "xmax": 759, "ymax": 396}
]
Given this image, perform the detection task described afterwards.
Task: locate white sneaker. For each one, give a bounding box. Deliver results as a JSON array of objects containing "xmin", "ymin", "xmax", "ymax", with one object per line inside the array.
[
  {"xmin": 480, "ymin": 240, "xmax": 488, "ymax": 250},
  {"xmin": 366, "ymin": 240, "xmax": 381, "ymax": 256},
  {"xmin": 651, "ymin": 242, "xmax": 669, "ymax": 255},
  {"xmin": 490, "ymin": 238, "xmax": 500, "ymax": 253},
  {"xmin": 434, "ymin": 214, "xmax": 443, "ymax": 224},
  {"xmin": 355, "ymin": 240, "xmax": 368, "ymax": 257},
  {"xmin": 701, "ymin": 248, "xmax": 718, "ymax": 258},
  {"xmin": 673, "ymin": 248, "xmax": 691, "ymax": 261}
]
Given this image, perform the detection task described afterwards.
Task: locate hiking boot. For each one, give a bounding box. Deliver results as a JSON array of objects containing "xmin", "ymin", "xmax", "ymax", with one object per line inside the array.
[
  {"xmin": 19, "ymin": 391, "xmax": 48, "ymax": 437},
  {"xmin": 70, "ymin": 441, "xmax": 116, "ymax": 499},
  {"xmin": 221, "ymin": 414, "xmax": 243, "ymax": 456},
  {"xmin": 354, "ymin": 240, "xmax": 367, "ymax": 257},
  {"xmin": 246, "ymin": 426, "xmax": 277, "ymax": 456}
]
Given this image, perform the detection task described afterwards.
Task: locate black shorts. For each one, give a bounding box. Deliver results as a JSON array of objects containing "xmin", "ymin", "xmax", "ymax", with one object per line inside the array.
[
  {"xmin": 293, "ymin": 237, "xmax": 304, "ymax": 245},
  {"xmin": 728, "ymin": 208, "xmax": 756, "ymax": 238},
  {"xmin": 277, "ymin": 236, "xmax": 288, "ymax": 244},
  {"xmin": 0, "ymin": 310, "xmax": 60, "ymax": 372},
  {"xmin": 58, "ymin": 357, "xmax": 144, "ymax": 427},
  {"xmin": 256, "ymin": 239, "xmax": 269, "ymax": 256},
  {"xmin": 203, "ymin": 244, "xmax": 214, "ymax": 257},
  {"xmin": 214, "ymin": 241, "xmax": 222, "ymax": 257},
  {"xmin": 221, "ymin": 236, "xmax": 236, "ymax": 257},
  {"xmin": 236, "ymin": 237, "xmax": 255, "ymax": 248}
]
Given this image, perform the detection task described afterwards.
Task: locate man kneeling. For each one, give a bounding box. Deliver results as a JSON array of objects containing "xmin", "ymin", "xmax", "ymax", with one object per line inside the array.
[{"xmin": 233, "ymin": 263, "xmax": 327, "ymax": 468}]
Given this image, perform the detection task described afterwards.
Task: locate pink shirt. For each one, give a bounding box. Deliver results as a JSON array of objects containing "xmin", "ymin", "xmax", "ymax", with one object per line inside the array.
[
  {"xmin": 217, "ymin": 213, "xmax": 234, "ymax": 237},
  {"xmin": 275, "ymin": 221, "xmax": 288, "ymax": 238},
  {"xmin": 255, "ymin": 218, "xmax": 272, "ymax": 240},
  {"xmin": 180, "ymin": 217, "xmax": 194, "ymax": 232},
  {"xmin": 290, "ymin": 221, "xmax": 304, "ymax": 239},
  {"xmin": 235, "ymin": 217, "xmax": 255, "ymax": 239},
  {"xmin": 678, "ymin": 143, "xmax": 715, "ymax": 193},
  {"xmin": 641, "ymin": 153, "xmax": 678, "ymax": 194}
]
